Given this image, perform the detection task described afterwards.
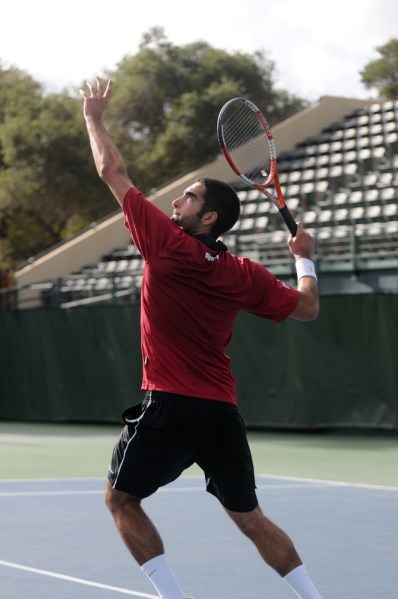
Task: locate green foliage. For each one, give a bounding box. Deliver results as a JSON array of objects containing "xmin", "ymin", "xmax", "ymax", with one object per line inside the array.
[
  {"xmin": 104, "ymin": 28, "xmax": 307, "ymax": 192},
  {"xmin": 0, "ymin": 65, "xmax": 113, "ymax": 270},
  {"xmin": 361, "ymin": 38, "xmax": 398, "ymax": 99},
  {"xmin": 0, "ymin": 31, "xmax": 307, "ymax": 270}
]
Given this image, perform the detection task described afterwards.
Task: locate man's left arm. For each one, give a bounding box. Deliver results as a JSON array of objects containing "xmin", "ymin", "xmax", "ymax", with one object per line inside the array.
[{"xmin": 81, "ymin": 77, "xmax": 133, "ymax": 207}]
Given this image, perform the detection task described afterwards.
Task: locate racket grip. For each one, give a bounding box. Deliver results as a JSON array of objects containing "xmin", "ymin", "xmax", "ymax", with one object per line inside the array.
[{"xmin": 279, "ymin": 206, "xmax": 297, "ymax": 236}]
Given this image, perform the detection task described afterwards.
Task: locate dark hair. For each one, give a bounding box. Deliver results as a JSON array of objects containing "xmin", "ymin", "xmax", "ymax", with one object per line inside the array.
[{"xmin": 196, "ymin": 177, "xmax": 241, "ymax": 239}]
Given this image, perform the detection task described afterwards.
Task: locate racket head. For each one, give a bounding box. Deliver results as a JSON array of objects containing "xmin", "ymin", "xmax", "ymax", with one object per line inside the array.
[
  {"xmin": 217, "ymin": 97, "xmax": 277, "ymax": 188},
  {"xmin": 217, "ymin": 97, "xmax": 296, "ymax": 235}
]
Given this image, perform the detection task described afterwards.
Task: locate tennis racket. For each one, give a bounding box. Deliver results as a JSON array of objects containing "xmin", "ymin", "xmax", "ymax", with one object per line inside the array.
[{"xmin": 217, "ymin": 97, "xmax": 297, "ymax": 236}]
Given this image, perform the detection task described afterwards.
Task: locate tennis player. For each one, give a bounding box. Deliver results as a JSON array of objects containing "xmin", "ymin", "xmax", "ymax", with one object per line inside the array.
[{"xmin": 81, "ymin": 77, "xmax": 323, "ymax": 599}]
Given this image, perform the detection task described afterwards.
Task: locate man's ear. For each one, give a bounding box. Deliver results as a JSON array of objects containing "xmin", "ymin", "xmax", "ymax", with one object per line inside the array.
[{"xmin": 201, "ymin": 211, "xmax": 218, "ymax": 226}]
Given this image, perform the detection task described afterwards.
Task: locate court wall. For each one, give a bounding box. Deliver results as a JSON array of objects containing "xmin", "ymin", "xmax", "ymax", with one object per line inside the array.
[{"xmin": 1, "ymin": 293, "xmax": 397, "ymax": 431}]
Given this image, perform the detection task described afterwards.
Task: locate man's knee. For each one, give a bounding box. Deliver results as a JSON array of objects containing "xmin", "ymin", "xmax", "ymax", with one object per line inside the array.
[
  {"xmin": 105, "ymin": 481, "xmax": 140, "ymax": 514},
  {"xmin": 225, "ymin": 505, "xmax": 265, "ymax": 538}
]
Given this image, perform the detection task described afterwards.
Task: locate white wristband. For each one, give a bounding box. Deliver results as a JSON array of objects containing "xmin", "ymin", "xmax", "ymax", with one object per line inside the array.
[{"xmin": 295, "ymin": 258, "xmax": 317, "ymax": 281}]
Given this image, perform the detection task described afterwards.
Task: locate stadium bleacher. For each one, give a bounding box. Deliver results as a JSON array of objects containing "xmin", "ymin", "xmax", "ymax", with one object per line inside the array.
[
  {"xmin": 49, "ymin": 98, "xmax": 398, "ymax": 305},
  {"xmin": 3, "ymin": 98, "xmax": 398, "ymax": 308},
  {"xmin": 220, "ymin": 99, "xmax": 398, "ymax": 293}
]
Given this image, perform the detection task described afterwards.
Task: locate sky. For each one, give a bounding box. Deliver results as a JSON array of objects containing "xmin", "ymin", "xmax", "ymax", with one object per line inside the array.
[{"xmin": 1, "ymin": 0, "xmax": 397, "ymax": 102}]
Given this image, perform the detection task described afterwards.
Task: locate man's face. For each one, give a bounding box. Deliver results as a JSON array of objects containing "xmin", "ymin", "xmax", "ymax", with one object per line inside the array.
[{"xmin": 171, "ymin": 181, "xmax": 207, "ymax": 234}]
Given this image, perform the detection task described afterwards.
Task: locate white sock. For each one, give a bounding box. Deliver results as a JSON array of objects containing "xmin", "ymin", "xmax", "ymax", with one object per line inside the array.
[
  {"xmin": 283, "ymin": 564, "xmax": 323, "ymax": 599},
  {"xmin": 141, "ymin": 554, "xmax": 186, "ymax": 599}
]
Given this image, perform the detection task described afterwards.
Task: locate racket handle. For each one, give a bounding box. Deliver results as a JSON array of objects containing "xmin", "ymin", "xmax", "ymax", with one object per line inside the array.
[{"xmin": 279, "ymin": 206, "xmax": 297, "ymax": 236}]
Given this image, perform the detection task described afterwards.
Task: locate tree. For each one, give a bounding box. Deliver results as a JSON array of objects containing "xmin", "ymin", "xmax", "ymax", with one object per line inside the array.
[
  {"xmin": 361, "ymin": 38, "xmax": 398, "ymax": 99},
  {"xmin": 104, "ymin": 28, "xmax": 307, "ymax": 192},
  {"xmin": 0, "ymin": 65, "xmax": 114, "ymax": 269},
  {"xmin": 0, "ymin": 32, "xmax": 307, "ymax": 269}
]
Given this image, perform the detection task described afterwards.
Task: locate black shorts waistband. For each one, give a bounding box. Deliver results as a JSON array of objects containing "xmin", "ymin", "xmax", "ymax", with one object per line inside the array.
[{"xmin": 144, "ymin": 390, "xmax": 234, "ymax": 405}]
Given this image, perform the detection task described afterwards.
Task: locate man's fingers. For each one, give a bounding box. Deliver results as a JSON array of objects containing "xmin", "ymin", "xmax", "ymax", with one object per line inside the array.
[
  {"xmin": 104, "ymin": 78, "xmax": 113, "ymax": 98},
  {"xmin": 96, "ymin": 76, "xmax": 103, "ymax": 93},
  {"xmin": 80, "ymin": 77, "xmax": 112, "ymax": 106},
  {"xmin": 85, "ymin": 81, "xmax": 96, "ymax": 97},
  {"xmin": 83, "ymin": 77, "xmax": 112, "ymax": 99}
]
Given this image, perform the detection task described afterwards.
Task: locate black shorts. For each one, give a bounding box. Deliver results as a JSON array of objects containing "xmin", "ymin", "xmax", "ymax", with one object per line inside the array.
[{"xmin": 108, "ymin": 391, "xmax": 258, "ymax": 512}]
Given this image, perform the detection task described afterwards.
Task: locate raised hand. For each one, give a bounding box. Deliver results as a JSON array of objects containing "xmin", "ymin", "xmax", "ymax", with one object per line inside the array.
[{"xmin": 80, "ymin": 76, "xmax": 113, "ymax": 121}]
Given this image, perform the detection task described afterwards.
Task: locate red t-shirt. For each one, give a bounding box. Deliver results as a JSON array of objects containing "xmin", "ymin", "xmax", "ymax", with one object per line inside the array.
[{"xmin": 123, "ymin": 187, "xmax": 299, "ymax": 404}]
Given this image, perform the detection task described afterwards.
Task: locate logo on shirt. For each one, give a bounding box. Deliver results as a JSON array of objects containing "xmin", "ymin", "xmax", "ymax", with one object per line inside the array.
[{"xmin": 205, "ymin": 252, "xmax": 220, "ymax": 262}]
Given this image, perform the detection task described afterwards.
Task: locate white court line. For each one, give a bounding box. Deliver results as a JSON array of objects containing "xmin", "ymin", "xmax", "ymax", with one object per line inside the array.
[
  {"xmin": 0, "ymin": 474, "xmax": 397, "ymax": 497},
  {"xmin": 1, "ymin": 472, "xmax": 397, "ymax": 491},
  {"xmin": 0, "ymin": 484, "xmax": 320, "ymax": 498},
  {"xmin": 256, "ymin": 473, "xmax": 398, "ymax": 492},
  {"xmin": 0, "ymin": 489, "xmax": 104, "ymax": 497},
  {"xmin": 0, "ymin": 486, "xmax": 206, "ymax": 498},
  {"xmin": 0, "ymin": 559, "xmax": 157, "ymax": 598}
]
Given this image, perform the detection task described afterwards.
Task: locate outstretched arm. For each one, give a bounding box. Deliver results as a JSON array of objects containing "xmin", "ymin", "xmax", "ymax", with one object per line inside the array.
[
  {"xmin": 80, "ymin": 77, "xmax": 133, "ymax": 207},
  {"xmin": 288, "ymin": 222, "xmax": 320, "ymax": 321}
]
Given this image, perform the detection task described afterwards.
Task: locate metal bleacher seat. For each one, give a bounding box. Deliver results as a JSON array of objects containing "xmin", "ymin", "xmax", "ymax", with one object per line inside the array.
[
  {"xmin": 257, "ymin": 199, "xmax": 271, "ymax": 214},
  {"xmin": 300, "ymin": 182, "xmax": 316, "ymax": 204},
  {"xmin": 330, "ymin": 140, "xmax": 343, "ymax": 153},
  {"xmin": 369, "ymin": 122, "xmax": 383, "ymax": 136},
  {"xmin": 386, "ymin": 132, "xmax": 398, "ymax": 153},
  {"xmin": 350, "ymin": 206, "xmax": 365, "ymax": 224},
  {"xmin": 246, "ymin": 189, "xmax": 262, "ymax": 201},
  {"xmin": 254, "ymin": 216, "xmax": 269, "ymax": 231},
  {"xmin": 95, "ymin": 278, "xmax": 111, "ymax": 291},
  {"xmin": 285, "ymin": 183, "xmax": 301, "ymax": 198},
  {"xmin": 379, "ymin": 187, "xmax": 396, "ymax": 202},
  {"xmin": 316, "ymin": 154, "xmax": 331, "ymax": 168},
  {"xmin": 115, "ymin": 259, "xmax": 130, "ymax": 272},
  {"xmin": 244, "ymin": 202, "xmax": 258, "ymax": 216},
  {"xmin": 348, "ymin": 190, "xmax": 364, "ymax": 205},
  {"xmin": 378, "ymin": 172, "xmax": 394, "ymax": 187},
  {"xmin": 286, "ymin": 197, "xmax": 300, "ymax": 215},
  {"xmin": 239, "ymin": 217, "xmax": 255, "ymax": 232},
  {"xmin": 383, "ymin": 120, "xmax": 398, "ymax": 134},
  {"xmin": 342, "ymin": 139, "xmax": 357, "ymax": 152},
  {"xmin": 383, "ymin": 203, "xmax": 398, "ymax": 219},
  {"xmin": 357, "ymin": 136, "xmax": 370, "ymax": 149},
  {"xmin": 118, "ymin": 275, "xmax": 134, "ymax": 289},
  {"xmin": 357, "ymin": 114, "xmax": 369, "ymax": 126},
  {"xmin": 334, "ymin": 208, "xmax": 350, "ymax": 225},
  {"xmin": 318, "ymin": 209, "xmax": 333, "ymax": 226},
  {"xmin": 288, "ymin": 170, "xmax": 302, "ymax": 184},
  {"xmin": 104, "ymin": 260, "xmax": 118, "ymax": 273},
  {"xmin": 129, "ymin": 258, "xmax": 143, "ymax": 272},
  {"xmin": 364, "ymin": 188, "xmax": 379, "ymax": 204},
  {"xmin": 333, "ymin": 191, "xmax": 348, "ymax": 205},
  {"xmin": 302, "ymin": 168, "xmax": 316, "ymax": 183},
  {"xmin": 365, "ymin": 205, "xmax": 382, "ymax": 222},
  {"xmin": 343, "ymin": 127, "xmax": 357, "ymax": 139}
]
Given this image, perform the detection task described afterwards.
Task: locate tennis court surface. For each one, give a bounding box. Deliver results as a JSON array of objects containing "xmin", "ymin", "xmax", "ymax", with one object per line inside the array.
[{"xmin": 1, "ymin": 422, "xmax": 397, "ymax": 598}]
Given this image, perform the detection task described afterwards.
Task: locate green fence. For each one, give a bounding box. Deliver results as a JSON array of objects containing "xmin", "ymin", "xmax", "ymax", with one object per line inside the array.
[{"xmin": 1, "ymin": 295, "xmax": 397, "ymax": 430}]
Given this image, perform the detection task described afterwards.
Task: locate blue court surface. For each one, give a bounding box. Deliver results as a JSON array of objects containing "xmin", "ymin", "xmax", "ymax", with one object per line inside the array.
[{"xmin": 1, "ymin": 474, "xmax": 397, "ymax": 598}]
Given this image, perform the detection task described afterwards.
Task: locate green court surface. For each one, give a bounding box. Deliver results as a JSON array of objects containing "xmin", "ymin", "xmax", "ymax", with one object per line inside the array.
[{"xmin": 1, "ymin": 421, "xmax": 397, "ymax": 487}]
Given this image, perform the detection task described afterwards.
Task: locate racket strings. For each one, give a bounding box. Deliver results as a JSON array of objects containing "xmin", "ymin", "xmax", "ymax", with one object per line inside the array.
[{"xmin": 220, "ymin": 103, "xmax": 272, "ymax": 185}]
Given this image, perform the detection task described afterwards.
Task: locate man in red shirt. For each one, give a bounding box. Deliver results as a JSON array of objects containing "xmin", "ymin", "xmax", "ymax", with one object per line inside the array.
[{"xmin": 81, "ymin": 78, "xmax": 322, "ymax": 599}]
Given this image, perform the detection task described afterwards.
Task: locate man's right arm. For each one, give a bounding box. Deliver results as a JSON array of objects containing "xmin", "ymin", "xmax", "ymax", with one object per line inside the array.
[
  {"xmin": 81, "ymin": 77, "xmax": 133, "ymax": 207},
  {"xmin": 288, "ymin": 222, "xmax": 320, "ymax": 321}
]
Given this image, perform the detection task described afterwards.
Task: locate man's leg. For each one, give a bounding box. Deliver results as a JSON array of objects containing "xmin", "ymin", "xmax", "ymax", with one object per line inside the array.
[
  {"xmin": 105, "ymin": 481, "xmax": 188, "ymax": 599},
  {"xmin": 225, "ymin": 505, "xmax": 322, "ymax": 598},
  {"xmin": 225, "ymin": 504, "xmax": 301, "ymax": 575}
]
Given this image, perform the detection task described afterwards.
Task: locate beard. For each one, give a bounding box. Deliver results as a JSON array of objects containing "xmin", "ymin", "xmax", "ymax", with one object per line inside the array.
[{"xmin": 171, "ymin": 212, "xmax": 202, "ymax": 234}]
